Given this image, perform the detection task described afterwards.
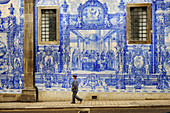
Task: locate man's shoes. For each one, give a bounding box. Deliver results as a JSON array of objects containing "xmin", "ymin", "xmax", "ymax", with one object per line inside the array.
[
  {"xmin": 80, "ymin": 99, "xmax": 83, "ymax": 104},
  {"xmin": 71, "ymin": 102, "xmax": 75, "ymax": 104}
]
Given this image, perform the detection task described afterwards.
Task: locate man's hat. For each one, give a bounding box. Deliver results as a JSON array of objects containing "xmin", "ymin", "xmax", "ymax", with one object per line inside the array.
[{"xmin": 73, "ymin": 75, "xmax": 77, "ymax": 77}]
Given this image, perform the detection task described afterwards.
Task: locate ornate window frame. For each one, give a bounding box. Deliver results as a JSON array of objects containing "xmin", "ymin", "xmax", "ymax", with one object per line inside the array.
[
  {"xmin": 38, "ymin": 6, "xmax": 60, "ymax": 45},
  {"xmin": 126, "ymin": 3, "xmax": 151, "ymax": 44}
]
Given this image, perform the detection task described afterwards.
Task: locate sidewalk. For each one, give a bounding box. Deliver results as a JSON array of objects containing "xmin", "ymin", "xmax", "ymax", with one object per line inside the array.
[{"xmin": 0, "ymin": 100, "xmax": 170, "ymax": 110}]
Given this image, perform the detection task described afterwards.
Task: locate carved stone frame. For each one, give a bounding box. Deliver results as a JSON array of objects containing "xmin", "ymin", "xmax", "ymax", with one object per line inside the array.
[
  {"xmin": 38, "ymin": 6, "xmax": 60, "ymax": 45},
  {"xmin": 126, "ymin": 3, "xmax": 151, "ymax": 44}
]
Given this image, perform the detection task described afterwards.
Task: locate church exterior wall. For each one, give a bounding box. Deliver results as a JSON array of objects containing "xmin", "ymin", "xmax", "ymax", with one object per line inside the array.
[
  {"xmin": 0, "ymin": 0, "xmax": 170, "ymax": 101},
  {"xmin": 34, "ymin": 0, "xmax": 170, "ymax": 101},
  {"xmin": 0, "ymin": 0, "xmax": 24, "ymax": 101}
]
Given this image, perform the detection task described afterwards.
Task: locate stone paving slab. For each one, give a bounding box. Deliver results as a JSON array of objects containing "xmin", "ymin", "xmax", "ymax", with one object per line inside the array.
[{"xmin": 0, "ymin": 100, "xmax": 170, "ymax": 110}]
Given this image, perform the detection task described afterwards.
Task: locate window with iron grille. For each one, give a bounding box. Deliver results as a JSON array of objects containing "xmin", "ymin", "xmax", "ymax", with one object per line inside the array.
[
  {"xmin": 38, "ymin": 6, "xmax": 60, "ymax": 45},
  {"xmin": 126, "ymin": 3, "xmax": 151, "ymax": 44}
]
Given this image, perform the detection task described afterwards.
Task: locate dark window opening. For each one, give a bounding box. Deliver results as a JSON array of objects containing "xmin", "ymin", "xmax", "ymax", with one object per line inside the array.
[
  {"xmin": 126, "ymin": 3, "xmax": 151, "ymax": 44},
  {"xmin": 130, "ymin": 7, "xmax": 147, "ymax": 41},
  {"xmin": 41, "ymin": 9, "xmax": 56, "ymax": 41},
  {"xmin": 92, "ymin": 96, "xmax": 97, "ymax": 99}
]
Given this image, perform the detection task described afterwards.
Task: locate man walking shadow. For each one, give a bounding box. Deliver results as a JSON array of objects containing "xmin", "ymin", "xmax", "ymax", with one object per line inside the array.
[{"xmin": 71, "ymin": 75, "xmax": 83, "ymax": 104}]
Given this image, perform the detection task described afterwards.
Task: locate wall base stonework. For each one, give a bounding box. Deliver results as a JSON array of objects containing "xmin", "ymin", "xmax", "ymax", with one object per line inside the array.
[
  {"xmin": 38, "ymin": 91, "xmax": 170, "ymax": 102},
  {"xmin": 21, "ymin": 89, "xmax": 37, "ymax": 102},
  {"xmin": 0, "ymin": 94, "xmax": 21, "ymax": 102}
]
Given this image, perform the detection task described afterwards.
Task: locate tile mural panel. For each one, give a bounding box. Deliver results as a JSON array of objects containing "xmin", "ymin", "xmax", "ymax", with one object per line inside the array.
[
  {"xmin": 0, "ymin": 0, "xmax": 169, "ymax": 94},
  {"xmin": 34, "ymin": 0, "xmax": 170, "ymax": 93},
  {"xmin": 0, "ymin": 0, "xmax": 24, "ymax": 93}
]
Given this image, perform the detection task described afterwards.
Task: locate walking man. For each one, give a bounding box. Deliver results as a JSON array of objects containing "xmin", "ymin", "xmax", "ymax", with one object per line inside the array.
[{"xmin": 71, "ymin": 75, "xmax": 83, "ymax": 104}]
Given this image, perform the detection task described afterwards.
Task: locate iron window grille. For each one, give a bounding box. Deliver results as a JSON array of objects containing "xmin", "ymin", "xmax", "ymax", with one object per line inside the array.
[
  {"xmin": 41, "ymin": 9, "xmax": 56, "ymax": 41},
  {"xmin": 126, "ymin": 3, "xmax": 151, "ymax": 44},
  {"xmin": 38, "ymin": 6, "xmax": 60, "ymax": 45}
]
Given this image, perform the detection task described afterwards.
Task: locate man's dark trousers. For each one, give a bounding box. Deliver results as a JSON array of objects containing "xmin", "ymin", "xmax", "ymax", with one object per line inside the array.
[{"xmin": 72, "ymin": 91, "xmax": 81, "ymax": 103}]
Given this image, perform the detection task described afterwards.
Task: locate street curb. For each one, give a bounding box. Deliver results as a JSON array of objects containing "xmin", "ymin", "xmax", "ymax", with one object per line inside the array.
[{"xmin": 0, "ymin": 105, "xmax": 170, "ymax": 110}]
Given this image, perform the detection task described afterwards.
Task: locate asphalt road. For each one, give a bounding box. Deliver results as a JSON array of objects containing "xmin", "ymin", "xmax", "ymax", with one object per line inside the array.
[{"xmin": 0, "ymin": 107, "xmax": 170, "ymax": 113}]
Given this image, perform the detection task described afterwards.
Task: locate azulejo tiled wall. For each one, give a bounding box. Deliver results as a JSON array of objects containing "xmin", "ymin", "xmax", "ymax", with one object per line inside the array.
[
  {"xmin": 0, "ymin": 0, "xmax": 24, "ymax": 94},
  {"xmin": 0, "ymin": 0, "xmax": 169, "ymax": 94},
  {"xmin": 34, "ymin": 0, "xmax": 170, "ymax": 93}
]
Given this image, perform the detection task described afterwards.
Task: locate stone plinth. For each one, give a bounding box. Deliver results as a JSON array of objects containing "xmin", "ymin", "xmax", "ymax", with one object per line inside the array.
[{"xmin": 21, "ymin": 89, "xmax": 37, "ymax": 102}]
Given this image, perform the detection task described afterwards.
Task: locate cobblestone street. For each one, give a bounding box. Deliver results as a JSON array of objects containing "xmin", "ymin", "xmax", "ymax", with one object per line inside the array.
[{"xmin": 0, "ymin": 100, "xmax": 170, "ymax": 109}]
